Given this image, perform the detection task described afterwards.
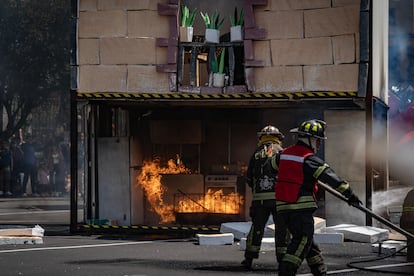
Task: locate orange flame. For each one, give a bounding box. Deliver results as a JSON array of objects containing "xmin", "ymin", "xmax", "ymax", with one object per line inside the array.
[
  {"xmin": 176, "ymin": 189, "xmax": 242, "ymax": 214},
  {"xmin": 136, "ymin": 158, "xmax": 189, "ymax": 223},
  {"xmin": 137, "ymin": 157, "xmax": 243, "ymax": 224}
]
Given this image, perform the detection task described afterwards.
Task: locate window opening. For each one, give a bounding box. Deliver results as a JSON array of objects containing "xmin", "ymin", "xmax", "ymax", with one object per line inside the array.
[
  {"xmin": 178, "ymin": 41, "xmax": 244, "ymax": 89},
  {"xmin": 178, "ymin": 0, "xmax": 246, "ymax": 93},
  {"xmin": 156, "ymin": 0, "xmax": 268, "ymax": 92}
]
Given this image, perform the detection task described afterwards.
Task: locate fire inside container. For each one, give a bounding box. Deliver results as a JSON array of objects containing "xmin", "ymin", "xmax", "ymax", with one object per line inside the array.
[{"xmin": 174, "ymin": 191, "xmax": 244, "ymax": 225}]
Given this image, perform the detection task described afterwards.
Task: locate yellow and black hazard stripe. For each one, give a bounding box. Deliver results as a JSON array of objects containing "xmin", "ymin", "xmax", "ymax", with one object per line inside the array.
[
  {"xmin": 76, "ymin": 91, "xmax": 357, "ymax": 100},
  {"xmin": 79, "ymin": 224, "xmax": 220, "ymax": 234}
]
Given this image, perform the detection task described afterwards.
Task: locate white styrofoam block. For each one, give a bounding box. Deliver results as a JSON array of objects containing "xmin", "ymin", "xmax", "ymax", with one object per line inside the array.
[
  {"xmin": 0, "ymin": 236, "xmax": 43, "ymax": 245},
  {"xmin": 196, "ymin": 233, "xmax": 234, "ymax": 245},
  {"xmin": 239, "ymin": 237, "xmax": 275, "ymax": 251},
  {"xmin": 220, "ymin": 217, "xmax": 325, "ymax": 241},
  {"xmin": 314, "ymin": 217, "xmax": 326, "ymax": 231},
  {"xmin": 324, "ymin": 224, "xmax": 389, "ymax": 243},
  {"xmin": 220, "ymin": 222, "xmax": 251, "ymax": 240},
  {"xmin": 0, "ymin": 225, "xmax": 44, "ymax": 237},
  {"xmin": 258, "ymin": 237, "xmax": 275, "ymax": 251},
  {"xmin": 313, "ymin": 231, "xmax": 344, "ymax": 244},
  {"xmin": 239, "ymin": 238, "xmax": 246, "ymax": 250}
]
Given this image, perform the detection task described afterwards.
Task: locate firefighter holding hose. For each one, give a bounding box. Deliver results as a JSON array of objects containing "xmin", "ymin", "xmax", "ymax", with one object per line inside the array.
[
  {"xmin": 275, "ymin": 119, "xmax": 362, "ymax": 276},
  {"xmin": 242, "ymin": 125, "xmax": 286, "ymax": 269}
]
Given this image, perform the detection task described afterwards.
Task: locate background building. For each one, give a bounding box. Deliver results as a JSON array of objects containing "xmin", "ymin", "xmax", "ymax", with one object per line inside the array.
[{"xmin": 71, "ymin": 0, "xmax": 391, "ymax": 232}]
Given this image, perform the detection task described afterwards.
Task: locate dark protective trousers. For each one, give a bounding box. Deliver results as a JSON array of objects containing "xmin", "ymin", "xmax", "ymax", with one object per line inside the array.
[
  {"xmin": 276, "ymin": 209, "xmax": 327, "ymax": 276},
  {"xmin": 244, "ymin": 199, "xmax": 277, "ymax": 259}
]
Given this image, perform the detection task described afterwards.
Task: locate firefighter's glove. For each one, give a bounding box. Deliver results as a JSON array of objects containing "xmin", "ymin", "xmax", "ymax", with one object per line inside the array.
[{"xmin": 347, "ymin": 194, "xmax": 362, "ymax": 207}]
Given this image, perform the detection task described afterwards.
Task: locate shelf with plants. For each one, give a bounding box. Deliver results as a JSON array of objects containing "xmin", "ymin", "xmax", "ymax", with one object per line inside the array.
[
  {"xmin": 177, "ymin": 41, "xmax": 245, "ymax": 93},
  {"xmin": 157, "ymin": 0, "xmax": 267, "ymax": 92}
]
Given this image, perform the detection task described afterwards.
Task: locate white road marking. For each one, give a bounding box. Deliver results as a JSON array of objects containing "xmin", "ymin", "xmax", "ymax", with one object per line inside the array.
[
  {"xmin": 0, "ymin": 210, "xmax": 69, "ymax": 216},
  {"xmin": 0, "ymin": 241, "xmax": 153, "ymax": 254}
]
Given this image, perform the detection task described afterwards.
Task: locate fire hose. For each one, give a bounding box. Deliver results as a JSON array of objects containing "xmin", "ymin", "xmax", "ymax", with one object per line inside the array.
[
  {"xmin": 318, "ymin": 180, "xmax": 414, "ymax": 274},
  {"xmin": 318, "ymin": 180, "xmax": 414, "ymax": 240}
]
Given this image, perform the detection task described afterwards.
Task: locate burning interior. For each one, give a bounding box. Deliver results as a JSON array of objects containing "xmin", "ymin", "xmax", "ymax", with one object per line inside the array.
[
  {"xmin": 74, "ymin": 101, "xmax": 367, "ymax": 228},
  {"xmin": 136, "ymin": 158, "xmax": 244, "ymax": 225}
]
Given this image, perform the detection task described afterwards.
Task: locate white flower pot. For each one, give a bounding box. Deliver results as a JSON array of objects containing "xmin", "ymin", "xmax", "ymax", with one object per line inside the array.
[
  {"xmin": 180, "ymin": 26, "xmax": 193, "ymax": 42},
  {"xmin": 213, "ymin": 73, "xmax": 225, "ymax": 87},
  {"xmin": 230, "ymin": 25, "xmax": 243, "ymax": 42},
  {"xmin": 205, "ymin": 28, "xmax": 220, "ymax": 43}
]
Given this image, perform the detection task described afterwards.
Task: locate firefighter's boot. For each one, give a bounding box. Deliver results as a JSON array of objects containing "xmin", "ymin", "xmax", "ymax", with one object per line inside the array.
[
  {"xmin": 309, "ymin": 264, "xmax": 327, "ymax": 276},
  {"xmin": 241, "ymin": 258, "xmax": 253, "ymax": 269},
  {"xmin": 278, "ymin": 261, "xmax": 297, "ymax": 276}
]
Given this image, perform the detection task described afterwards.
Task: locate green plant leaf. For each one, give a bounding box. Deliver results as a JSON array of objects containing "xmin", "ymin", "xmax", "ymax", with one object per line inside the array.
[
  {"xmin": 237, "ymin": 8, "xmax": 244, "ymax": 26},
  {"xmin": 181, "ymin": 5, "xmax": 197, "ymax": 27},
  {"xmin": 230, "ymin": 15, "xmax": 235, "ymax": 26},
  {"xmin": 181, "ymin": 5, "xmax": 189, "ymax": 27},
  {"xmin": 216, "ymin": 17, "xmax": 225, "ymax": 30},
  {"xmin": 211, "ymin": 57, "xmax": 218, "ymax": 73},
  {"xmin": 230, "ymin": 7, "xmax": 244, "ymax": 26},
  {"xmin": 218, "ymin": 48, "xmax": 225, "ymax": 74},
  {"xmin": 188, "ymin": 8, "xmax": 197, "ymax": 27},
  {"xmin": 200, "ymin": 11, "xmax": 210, "ymax": 28},
  {"xmin": 201, "ymin": 10, "xmax": 224, "ymax": 30},
  {"xmin": 232, "ymin": 7, "xmax": 238, "ymax": 26},
  {"xmin": 211, "ymin": 10, "xmax": 218, "ymax": 29}
]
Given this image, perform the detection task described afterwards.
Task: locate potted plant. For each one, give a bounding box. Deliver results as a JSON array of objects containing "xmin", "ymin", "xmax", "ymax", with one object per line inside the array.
[
  {"xmin": 180, "ymin": 5, "xmax": 197, "ymax": 42},
  {"xmin": 230, "ymin": 7, "xmax": 244, "ymax": 42},
  {"xmin": 200, "ymin": 10, "xmax": 225, "ymax": 43},
  {"xmin": 211, "ymin": 48, "xmax": 226, "ymax": 87}
]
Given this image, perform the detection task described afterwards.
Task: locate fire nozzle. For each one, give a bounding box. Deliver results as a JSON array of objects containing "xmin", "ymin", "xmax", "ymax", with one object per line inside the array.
[{"xmin": 318, "ymin": 180, "xmax": 414, "ymax": 240}]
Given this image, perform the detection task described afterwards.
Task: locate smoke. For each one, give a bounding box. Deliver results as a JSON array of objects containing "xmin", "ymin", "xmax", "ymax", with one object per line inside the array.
[
  {"xmin": 372, "ymin": 186, "xmax": 412, "ymax": 214},
  {"xmin": 389, "ymin": 135, "xmax": 414, "ymax": 185}
]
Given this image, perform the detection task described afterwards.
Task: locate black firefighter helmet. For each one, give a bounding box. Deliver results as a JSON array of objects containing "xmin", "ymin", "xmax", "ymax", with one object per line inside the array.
[
  {"xmin": 290, "ymin": 119, "xmax": 327, "ymax": 139},
  {"xmin": 257, "ymin": 125, "xmax": 285, "ymax": 144}
]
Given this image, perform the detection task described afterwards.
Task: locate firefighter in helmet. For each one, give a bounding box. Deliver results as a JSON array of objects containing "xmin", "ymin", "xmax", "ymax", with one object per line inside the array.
[
  {"xmin": 242, "ymin": 125, "xmax": 285, "ymax": 269},
  {"xmin": 275, "ymin": 119, "xmax": 361, "ymax": 276}
]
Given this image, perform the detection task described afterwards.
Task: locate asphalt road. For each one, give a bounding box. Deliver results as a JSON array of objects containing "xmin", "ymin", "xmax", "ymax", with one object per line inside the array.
[
  {"xmin": 0, "ymin": 197, "xmax": 413, "ymax": 275},
  {"xmin": 0, "ymin": 230, "xmax": 412, "ymax": 276},
  {"xmin": 0, "ymin": 196, "xmax": 73, "ymax": 225}
]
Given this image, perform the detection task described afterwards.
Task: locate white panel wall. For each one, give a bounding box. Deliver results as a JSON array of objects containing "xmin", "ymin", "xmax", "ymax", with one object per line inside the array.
[
  {"xmin": 324, "ymin": 110, "xmax": 366, "ymax": 226},
  {"xmin": 98, "ymin": 137, "xmax": 131, "ymax": 225}
]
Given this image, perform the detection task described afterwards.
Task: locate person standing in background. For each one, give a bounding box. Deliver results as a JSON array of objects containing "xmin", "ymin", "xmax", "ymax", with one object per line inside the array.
[
  {"xmin": 37, "ymin": 160, "xmax": 51, "ymax": 196},
  {"xmin": 47, "ymin": 143, "xmax": 65, "ymax": 195},
  {"xmin": 21, "ymin": 135, "xmax": 38, "ymax": 196},
  {"xmin": 10, "ymin": 136, "xmax": 24, "ymax": 195},
  {"xmin": 0, "ymin": 141, "xmax": 13, "ymax": 196}
]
